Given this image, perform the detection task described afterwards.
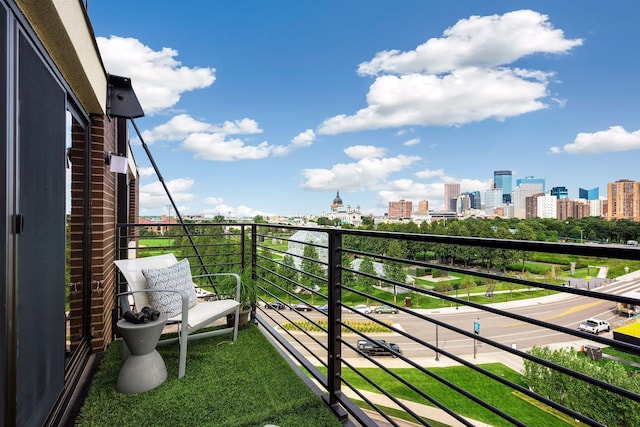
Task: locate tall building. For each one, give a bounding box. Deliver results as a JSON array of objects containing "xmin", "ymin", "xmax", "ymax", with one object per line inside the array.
[
  {"xmin": 516, "ymin": 176, "xmax": 546, "ymax": 193},
  {"xmin": 388, "ymin": 199, "xmax": 413, "ymax": 219},
  {"xmin": 525, "ymin": 193, "xmax": 545, "ymax": 218},
  {"xmin": 414, "ymin": 200, "xmax": 429, "ymax": 215},
  {"xmin": 444, "ymin": 183, "xmax": 460, "ymax": 212},
  {"xmin": 493, "ymin": 170, "xmax": 512, "ymax": 204},
  {"xmin": 537, "ymin": 194, "xmax": 558, "ymax": 219},
  {"xmin": 607, "ymin": 179, "xmax": 640, "ymax": 221},
  {"xmin": 484, "ymin": 188, "xmax": 503, "ymax": 216},
  {"xmin": 579, "ymin": 187, "xmax": 599, "ymax": 200},
  {"xmin": 550, "ymin": 186, "xmax": 569, "ymax": 199},
  {"xmin": 513, "ymin": 177, "xmax": 545, "ymax": 219},
  {"xmin": 469, "ymin": 191, "xmax": 481, "ymax": 209},
  {"xmin": 457, "ymin": 193, "xmax": 471, "ymax": 214}
]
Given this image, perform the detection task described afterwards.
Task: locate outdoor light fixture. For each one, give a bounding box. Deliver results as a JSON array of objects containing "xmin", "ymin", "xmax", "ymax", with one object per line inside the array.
[{"xmin": 105, "ymin": 151, "xmax": 128, "ymax": 174}]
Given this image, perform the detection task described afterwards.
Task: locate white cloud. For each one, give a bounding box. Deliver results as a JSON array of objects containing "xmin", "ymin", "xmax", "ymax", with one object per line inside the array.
[
  {"xmin": 415, "ymin": 168, "xmax": 445, "ymax": 179},
  {"xmin": 182, "ymin": 133, "xmax": 274, "ymax": 161},
  {"xmin": 141, "ymin": 114, "xmax": 314, "ymax": 160},
  {"xmin": 403, "ymin": 138, "xmax": 420, "ymax": 146},
  {"xmin": 97, "ymin": 36, "xmax": 216, "ymax": 114},
  {"xmin": 141, "ymin": 114, "xmax": 214, "ymax": 144},
  {"xmin": 551, "ymin": 126, "xmax": 640, "ymax": 154},
  {"xmin": 138, "ymin": 166, "xmax": 156, "ymax": 177},
  {"xmin": 139, "ymin": 178, "xmax": 196, "ymax": 211},
  {"xmin": 272, "ymin": 129, "xmax": 317, "ymax": 156},
  {"xmin": 358, "ymin": 10, "xmax": 582, "ymax": 76},
  {"xmin": 300, "ymin": 151, "xmax": 420, "ymax": 191},
  {"xmin": 318, "ymin": 10, "xmax": 581, "ymax": 135},
  {"xmin": 291, "ymin": 129, "xmax": 316, "ymax": 148},
  {"xmin": 319, "ymin": 68, "xmax": 549, "ymax": 133},
  {"xmin": 344, "ymin": 145, "xmax": 387, "ymax": 159}
]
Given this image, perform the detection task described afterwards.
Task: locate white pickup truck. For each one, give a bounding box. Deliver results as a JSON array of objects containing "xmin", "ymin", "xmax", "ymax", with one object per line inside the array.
[{"xmin": 579, "ymin": 318, "xmax": 611, "ymax": 334}]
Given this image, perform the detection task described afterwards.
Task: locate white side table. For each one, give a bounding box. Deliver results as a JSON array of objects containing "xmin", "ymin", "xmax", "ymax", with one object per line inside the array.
[{"xmin": 116, "ymin": 313, "xmax": 168, "ymax": 394}]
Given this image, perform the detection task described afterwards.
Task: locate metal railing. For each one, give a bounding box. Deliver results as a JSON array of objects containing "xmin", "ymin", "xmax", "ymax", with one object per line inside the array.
[{"xmin": 117, "ymin": 222, "xmax": 640, "ymax": 427}]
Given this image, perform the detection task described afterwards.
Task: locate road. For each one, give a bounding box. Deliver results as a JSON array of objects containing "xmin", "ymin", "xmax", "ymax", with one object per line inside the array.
[{"xmin": 260, "ymin": 274, "xmax": 640, "ymax": 364}]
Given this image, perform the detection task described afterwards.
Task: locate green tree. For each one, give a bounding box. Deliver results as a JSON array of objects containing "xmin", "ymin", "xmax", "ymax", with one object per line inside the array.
[
  {"xmin": 279, "ymin": 254, "xmax": 298, "ymax": 304},
  {"xmin": 300, "ymin": 243, "xmax": 324, "ymax": 304},
  {"xmin": 384, "ymin": 240, "xmax": 407, "ymax": 304},
  {"xmin": 356, "ymin": 257, "xmax": 377, "ymax": 304}
]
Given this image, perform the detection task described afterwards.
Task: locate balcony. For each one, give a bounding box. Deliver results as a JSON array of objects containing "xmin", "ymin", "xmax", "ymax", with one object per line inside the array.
[{"xmin": 85, "ymin": 222, "xmax": 640, "ymax": 426}]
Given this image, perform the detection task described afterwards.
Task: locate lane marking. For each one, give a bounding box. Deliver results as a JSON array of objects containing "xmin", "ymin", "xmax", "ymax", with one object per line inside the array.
[{"xmin": 503, "ymin": 300, "xmax": 605, "ymax": 327}]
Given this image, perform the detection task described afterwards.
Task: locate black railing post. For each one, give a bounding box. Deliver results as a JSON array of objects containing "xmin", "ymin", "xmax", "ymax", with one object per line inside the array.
[{"xmin": 326, "ymin": 230, "xmax": 344, "ymax": 414}]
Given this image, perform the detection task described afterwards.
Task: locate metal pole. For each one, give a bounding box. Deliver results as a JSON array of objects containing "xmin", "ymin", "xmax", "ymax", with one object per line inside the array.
[
  {"xmin": 130, "ymin": 119, "xmax": 216, "ymax": 290},
  {"xmin": 435, "ymin": 325, "xmax": 440, "ymax": 361}
]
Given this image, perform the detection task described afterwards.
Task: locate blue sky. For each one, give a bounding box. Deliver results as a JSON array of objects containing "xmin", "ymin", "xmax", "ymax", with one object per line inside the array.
[{"xmin": 88, "ymin": 1, "xmax": 640, "ymax": 218}]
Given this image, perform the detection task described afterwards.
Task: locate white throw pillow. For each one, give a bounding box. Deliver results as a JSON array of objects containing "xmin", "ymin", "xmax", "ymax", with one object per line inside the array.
[{"xmin": 142, "ymin": 258, "xmax": 197, "ymax": 317}]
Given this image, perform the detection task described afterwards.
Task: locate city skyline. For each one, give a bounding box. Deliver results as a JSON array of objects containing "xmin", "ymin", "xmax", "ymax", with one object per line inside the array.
[{"xmin": 88, "ymin": 2, "xmax": 640, "ymax": 218}]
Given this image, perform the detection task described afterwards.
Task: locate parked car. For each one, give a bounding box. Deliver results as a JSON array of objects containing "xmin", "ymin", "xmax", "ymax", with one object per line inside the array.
[
  {"xmin": 317, "ymin": 304, "xmax": 329, "ymax": 313},
  {"xmin": 292, "ymin": 303, "xmax": 312, "ymax": 312},
  {"xmin": 351, "ymin": 304, "xmax": 371, "ymax": 314},
  {"xmin": 264, "ymin": 301, "xmax": 286, "ymax": 310},
  {"xmin": 356, "ymin": 339, "xmax": 401, "ymax": 357},
  {"xmin": 579, "ymin": 318, "xmax": 611, "ymax": 334},
  {"xmin": 373, "ymin": 305, "xmax": 398, "ymax": 314}
]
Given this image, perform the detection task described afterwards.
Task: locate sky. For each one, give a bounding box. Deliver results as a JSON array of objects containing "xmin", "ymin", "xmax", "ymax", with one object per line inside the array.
[{"xmin": 87, "ymin": 1, "xmax": 640, "ymax": 218}]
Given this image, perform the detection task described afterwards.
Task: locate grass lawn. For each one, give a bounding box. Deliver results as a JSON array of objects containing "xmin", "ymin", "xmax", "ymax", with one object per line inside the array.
[
  {"xmin": 333, "ymin": 364, "xmax": 575, "ymax": 427},
  {"xmin": 76, "ymin": 325, "xmax": 341, "ymax": 427}
]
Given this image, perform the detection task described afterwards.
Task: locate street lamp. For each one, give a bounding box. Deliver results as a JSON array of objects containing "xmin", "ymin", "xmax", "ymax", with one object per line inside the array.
[{"xmin": 580, "ymin": 229, "xmax": 584, "ymax": 244}]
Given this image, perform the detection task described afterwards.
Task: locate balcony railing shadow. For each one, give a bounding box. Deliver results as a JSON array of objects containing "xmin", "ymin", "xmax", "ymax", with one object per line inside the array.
[{"xmin": 107, "ymin": 222, "xmax": 640, "ymax": 427}]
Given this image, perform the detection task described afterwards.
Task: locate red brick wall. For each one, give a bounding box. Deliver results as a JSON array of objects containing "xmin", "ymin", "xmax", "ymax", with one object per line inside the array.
[{"xmin": 68, "ymin": 114, "xmax": 124, "ymax": 353}]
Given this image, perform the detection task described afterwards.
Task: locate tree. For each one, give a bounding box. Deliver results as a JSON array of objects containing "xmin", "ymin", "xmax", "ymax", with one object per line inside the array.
[
  {"xmin": 384, "ymin": 240, "xmax": 407, "ymax": 305},
  {"xmin": 300, "ymin": 243, "xmax": 324, "ymax": 304},
  {"xmin": 279, "ymin": 254, "xmax": 298, "ymax": 304},
  {"xmin": 356, "ymin": 257, "xmax": 377, "ymax": 304}
]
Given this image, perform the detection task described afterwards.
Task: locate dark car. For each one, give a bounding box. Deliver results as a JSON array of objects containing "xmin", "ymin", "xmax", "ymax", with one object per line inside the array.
[
  {"xmin": 356, "ymin": 339, "xmax": 401, "ymax": 357},
  {"xmin": 292, "ymin": 303, "xmax": 312, "ymax": 312},
  {"xmin": 264, "ymin": 301, "xmax": 286, "ymax": 310}
]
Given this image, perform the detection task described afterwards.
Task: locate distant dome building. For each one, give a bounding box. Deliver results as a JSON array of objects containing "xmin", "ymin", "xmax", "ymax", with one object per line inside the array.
[{"xmin": 324, "ymin": 190, "xmax": 363, "ymax": 226}]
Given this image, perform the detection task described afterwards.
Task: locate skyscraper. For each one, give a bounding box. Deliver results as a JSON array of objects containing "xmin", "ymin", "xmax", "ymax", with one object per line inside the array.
[
  {"xmin": 578, "ymin": 187, "xmax": 599, "ymax": 200},
  {"xmin": 516, "ymin": 176, "xmax": 546, "ymax": 193},
  {"xmin": 484, "ymin": 188, "xmax": 503, "ymax": 215},
  {"xmin": 513, "ymin": 178, "xmax": 545, "ymax": 219},
  {"xmin": 550, "ymin": 186, "xmax": 569, "ymax": 199},
  {"xmin": 444, "ymin": 183, "xmax": 460, "ymax": 212},
  {"xmin": 493, "ymin": 170, "xmax": 512, "ymax": 204}
]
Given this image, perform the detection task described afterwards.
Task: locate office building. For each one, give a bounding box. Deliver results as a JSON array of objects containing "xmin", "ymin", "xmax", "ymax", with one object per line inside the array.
[
  {"xmin": 493, "ymin": 170, "xmax": 512, "ymax": 204},
  {"xmin": 513, "ymin": 177, "xmax": 545, "ymax": 219},
  {"xmin": 516, "ymin": 176, "xmax": 546, "ymax": 193},
  {"xmin": 578, "ymin": 187, "xmax": 599, "ymax": 200},
  {"xmin": 484, "ymin": 188, "xmax": 503, "ymax": 216},
  {"xmin": 550, "ymin": 186, "xmax": 569, "ymax": 199},
  {"xmin": 444, "ymin": 183, "xmax": 460, "ymax": 212}
]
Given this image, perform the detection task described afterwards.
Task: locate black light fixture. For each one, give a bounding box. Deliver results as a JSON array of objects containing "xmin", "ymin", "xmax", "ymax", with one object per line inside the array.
[{"xmin": 107, "ymin": 74, "xmax": 144, "ymax": 119}]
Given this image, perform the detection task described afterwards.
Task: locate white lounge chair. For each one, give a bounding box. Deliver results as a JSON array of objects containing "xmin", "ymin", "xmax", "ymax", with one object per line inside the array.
[{"xmin": 115, "ymin": 253, "xmax": 241, "ymax": 379}]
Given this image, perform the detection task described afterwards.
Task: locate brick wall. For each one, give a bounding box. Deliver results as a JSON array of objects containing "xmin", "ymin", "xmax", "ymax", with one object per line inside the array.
[{"xmin": 68, "ymin": 114, "xmax": 125, "ymax": 353}]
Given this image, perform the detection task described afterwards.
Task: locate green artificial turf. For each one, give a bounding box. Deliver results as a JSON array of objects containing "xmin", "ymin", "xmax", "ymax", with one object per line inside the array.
[{"xmin": 76, "ymin": 325, "xmax": 341, "ymax": 427}]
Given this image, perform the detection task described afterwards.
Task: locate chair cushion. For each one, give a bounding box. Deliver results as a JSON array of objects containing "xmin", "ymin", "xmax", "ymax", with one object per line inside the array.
[{"xmin": 142, "ymin": 258, "xmax": 198, "ymax": 317}]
